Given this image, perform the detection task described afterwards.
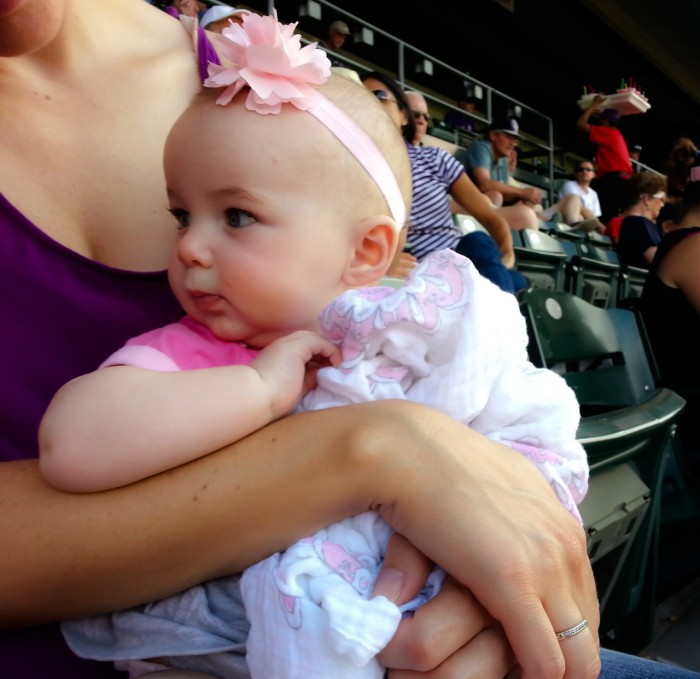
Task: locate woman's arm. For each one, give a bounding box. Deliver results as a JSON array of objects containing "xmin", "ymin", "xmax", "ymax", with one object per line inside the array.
[
  {"xmin": 450, "ymin": 173, "xmax": 515, "ymax": 266},
  {"xmin": 6, "ymin": 400, "xmax": 599, "ymax": 678},
  {"xmin": 642, "ymin": 244, "xmax": 658, "ymax": 265}
]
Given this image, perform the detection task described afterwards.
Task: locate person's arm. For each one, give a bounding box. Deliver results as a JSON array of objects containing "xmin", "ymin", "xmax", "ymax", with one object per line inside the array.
[
  {"xmin": 577, "ymin": 94, "xmax": 606, "ymax": 134},
  {"xmin": 642, "ymin": 244, "xmax": 658, "ymax": 265},
  {"xmin": 3, "ymin": 400, "xmax": 600, "ymax": 678},
  {"xmin": 450, "ymin": 173, "xmax": 515, "ymax": 267},
  {"xmin": 39, "ymin": 330, "xmax": 339, "ymax": 492},
  {"xmin": 386, "ymin": 224, "xmax": 418, "ymax": 279},
  {"xmin": 472, "ymin": 165, "xmax": 543, "ymax": 205}
]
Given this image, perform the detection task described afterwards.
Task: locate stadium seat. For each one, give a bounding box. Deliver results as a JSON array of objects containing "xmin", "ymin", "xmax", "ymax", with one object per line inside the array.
[
  {"xmin": 453, "ymin": 213, "xmax": 487, "ymax": 235},
  {"xmin": 617, "ymin": 263, "xmax": 649, "ymax": 304},
  {"xmin": 568, "ymin": 239, "xmax": 622, "ymax": 308},
  {"xmin": 512, "ymin": 228, "xmax": 569, "ymax": 291},
  {"xmin": 519, "ymin": 288, "xmax": 686, "ymax": 649}
]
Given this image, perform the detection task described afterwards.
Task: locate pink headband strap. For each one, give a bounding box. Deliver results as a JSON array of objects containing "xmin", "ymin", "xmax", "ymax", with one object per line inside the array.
[
  {"xmin": 306, "ymin": 93, "xmax": 406, "ymax": 228},
  {"xmin": 203, "ymin": 12, "xmax": 406, "ymax": 230}
]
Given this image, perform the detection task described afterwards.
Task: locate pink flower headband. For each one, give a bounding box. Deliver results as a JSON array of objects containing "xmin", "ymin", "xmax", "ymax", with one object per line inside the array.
[{"xmin": 204, "ymin": 12, "xmax": 406, "ymax": 230}]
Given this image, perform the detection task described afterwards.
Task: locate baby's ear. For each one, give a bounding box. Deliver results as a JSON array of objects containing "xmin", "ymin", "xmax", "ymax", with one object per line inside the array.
[{"xmin": 343, "ymin": 216, "xmax": 399, "ymax": 288}]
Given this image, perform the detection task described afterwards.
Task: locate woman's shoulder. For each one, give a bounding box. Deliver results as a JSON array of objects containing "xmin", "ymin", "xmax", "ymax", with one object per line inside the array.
[
  {"xmin": 661, "ymin": 225, "xmax": 700, "ymax": 250},
  {"xmin": 620, "ymin": 214, "xmax": 656, "ymax": 232}
]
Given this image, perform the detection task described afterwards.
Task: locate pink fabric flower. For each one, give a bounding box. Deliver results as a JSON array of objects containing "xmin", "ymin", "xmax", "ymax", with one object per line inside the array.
[{"xmin": 204, "ymin": 12, "xmax": 332, "ymax": 113}]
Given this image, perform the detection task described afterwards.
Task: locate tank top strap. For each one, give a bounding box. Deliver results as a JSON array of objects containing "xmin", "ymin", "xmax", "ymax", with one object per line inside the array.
[{"xmin": 177, "ymin": 14, "xmax": 221, "ymax": 83}]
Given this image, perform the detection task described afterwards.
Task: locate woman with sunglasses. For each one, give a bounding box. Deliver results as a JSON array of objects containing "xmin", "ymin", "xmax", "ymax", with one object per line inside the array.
[
  {"xmin": 617, "ymin": 172, "xmax": 668, "ymax": 269},
  {"xmin": 405, "ymin": 90, "xmax": 431, "ymax": 145},
  {"xmin": 361, "ymin": 71, "xmax": 529, "ymax": 295}
]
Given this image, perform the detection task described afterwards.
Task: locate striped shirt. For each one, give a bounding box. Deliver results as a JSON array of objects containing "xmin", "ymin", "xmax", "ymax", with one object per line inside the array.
[{"xmin": 406, "ymin": 144, "xmax": 465, "ymax": 260}]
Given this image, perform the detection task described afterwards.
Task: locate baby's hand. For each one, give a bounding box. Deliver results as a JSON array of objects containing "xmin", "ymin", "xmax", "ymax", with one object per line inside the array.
[{"xmin": 251, "ymin": 331, "xmax": 341, "ymax": 419}]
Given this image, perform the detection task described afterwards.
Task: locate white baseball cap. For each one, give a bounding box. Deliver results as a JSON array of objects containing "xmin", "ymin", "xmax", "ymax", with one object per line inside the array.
[
  {"xmin": 200, "ymin": 6, "xmax": 251, "ymax": 29},
  {"xmin": 329, "ymin": 20, "xmax": 351, "ymax": 35}
]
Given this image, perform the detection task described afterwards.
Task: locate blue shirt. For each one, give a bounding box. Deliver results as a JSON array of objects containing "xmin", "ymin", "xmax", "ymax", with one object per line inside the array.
[{"xmin": 455, "ymin": 139, "xmax": 509, "ymax": 184}]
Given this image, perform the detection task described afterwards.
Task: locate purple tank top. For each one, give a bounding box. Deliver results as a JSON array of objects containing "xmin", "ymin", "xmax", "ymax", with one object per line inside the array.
[
  {"xmin": 0, "ymin": 16, "xmax": 220, "ymax": 679},
  {"xmin": 0, "ymin": 193, "xmax": 184, "ymax": 462},
  {"xmin": 0, "ymin": 194, "xmax": 183, "ymax": 679}
]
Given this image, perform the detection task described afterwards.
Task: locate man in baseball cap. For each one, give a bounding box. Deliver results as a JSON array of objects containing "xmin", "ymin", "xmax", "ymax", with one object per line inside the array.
[
  {"xmin": 488, "ymin": 116, "xmax": 523, "ymax": 140},
  {"xmin": 454, "ymin": 117, "xmax": 542, "ymax": 227},
  {"xmin": 319, "ymin": 19, "xmax": 351, "ymax": 66}
]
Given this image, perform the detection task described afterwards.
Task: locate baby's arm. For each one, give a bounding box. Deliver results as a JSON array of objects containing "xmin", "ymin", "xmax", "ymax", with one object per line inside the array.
[{"xmin": 39, "ymin": 330, "xmax": 339, "ymax": 493}]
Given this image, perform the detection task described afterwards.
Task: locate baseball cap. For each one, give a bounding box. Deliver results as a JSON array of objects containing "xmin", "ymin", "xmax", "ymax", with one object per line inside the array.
[
  {"xmin": 200, "ymin": 6, "xmax": 251, "ymax": 29},
  {"xmin": 488, "ymin": 117, "xmax": 522, "ymax": 139},
  {"xmin": 330, "ymin": 20, "xmax": 351, "ymax": 35}
]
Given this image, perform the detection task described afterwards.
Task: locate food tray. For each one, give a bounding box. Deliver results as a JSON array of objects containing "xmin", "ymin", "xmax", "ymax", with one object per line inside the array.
[{"xmin": 577, "ymin": 91, "xmax": 651, "ymax": 115}]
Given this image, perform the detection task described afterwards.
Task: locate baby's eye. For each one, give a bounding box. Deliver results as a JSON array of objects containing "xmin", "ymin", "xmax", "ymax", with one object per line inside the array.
[
  {"xmin": 224, "ymin": 208, "xmax": 257, "ymax": 228},
  {"xmin": 168, "ymin": 208, "xmax": 191, "ymax": 229}
]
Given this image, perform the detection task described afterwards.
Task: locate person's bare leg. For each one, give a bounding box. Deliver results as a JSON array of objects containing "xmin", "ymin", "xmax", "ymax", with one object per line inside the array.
[
  {"xmin": 485, "ymin": 190, "xmax": 504, "ymax": 207},
  {"xmin": 559, "ymin": 195, "xmax": 583, "ymax": 225},
  {"xmin": 496, "ymin": 204, "xmax": 539, "ymax": 230}
]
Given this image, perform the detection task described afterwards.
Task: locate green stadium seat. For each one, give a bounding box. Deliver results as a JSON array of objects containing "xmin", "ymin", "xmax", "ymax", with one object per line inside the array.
[
  {"xmin": 512, "ymin": 228, "xmax": 569, "ymax": 291},
  {"xmin": 519, "ymin": 288, "xmax": 686, "ymax": 649}
]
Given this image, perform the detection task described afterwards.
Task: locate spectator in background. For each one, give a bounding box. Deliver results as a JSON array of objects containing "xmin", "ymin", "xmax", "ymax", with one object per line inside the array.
[
  {"xmin": 405, "ymin": 90, "xmax": 430, "ymax": 145},
  {"xmin": 361, "ymin": 71, "xmax": 528, "ymax": 294},
  {"xmin": 616, "ymin": 172, "xmax": 667, "ymax": 269},
  {"xmin": 605, "ymin": 209, "xmax": 628, "ymax": 244},
  {"xmin": 445, "ymin": 95, "xmax": 478, "ymax": 133},
  {"xmin": 541, "ymin": 160, "xmax": 606, "ymax": 233},
  {"xmin": 662, "ymin": 136, "xmax": 698, "ymax": 203},
  {"xmin": 454, "ymin": 118, "xmax": 541, "ymax": 230},
  {"xmin": 319, "ymin": 19, "xmax": 351, "ymax": 67},
  {"xmin": 199, "ymin": 5, "xmax": 251, "ymax": 33},
  {"xmin": 506, "ymin": 148, "xmax": 545, "ymax": 215},
  {"xmin": 629, "ymin": 143, "xmax": 643, "ymax": 163},
  {"xmin": 577, "ymin": 94, "xmax": 633, "ymax": 224},
  {"xmin": 656, "ymin": 201, "xmax": 682, "ymax": 234},
  {"xmin": 640, "ymin": 181, "xmax": 700, "ymax": 473}
]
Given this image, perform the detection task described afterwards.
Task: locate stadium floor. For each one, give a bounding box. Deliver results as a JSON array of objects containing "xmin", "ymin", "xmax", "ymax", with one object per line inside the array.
[{"xmin": 644, "ymin": 575, "xmax": 700, "ymax": 671}]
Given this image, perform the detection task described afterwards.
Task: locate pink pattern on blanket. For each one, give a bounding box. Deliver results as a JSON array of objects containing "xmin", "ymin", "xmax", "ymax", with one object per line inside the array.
[{"xmin": 319, "ymin": 250, "xmax": 472, "ymax": 368}]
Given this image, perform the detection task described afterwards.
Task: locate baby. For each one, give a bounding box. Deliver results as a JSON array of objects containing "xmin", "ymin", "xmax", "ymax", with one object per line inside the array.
[{"xmin": 40, "ymin": 13, "xmax": 587, "ymax": 679}]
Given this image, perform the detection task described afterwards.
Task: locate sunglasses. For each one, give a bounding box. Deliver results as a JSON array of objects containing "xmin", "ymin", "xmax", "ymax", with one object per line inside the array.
[
  {"xmin": 577, "ymin": 167, "xmax": 595, "ymax": 172},
  {"xmin": 371, "ymin": 89, "xmax": 397, "ymax": 105},
  {"xmin": 412, "ymin": 111, "xmax": 431, "ymax": 122}
]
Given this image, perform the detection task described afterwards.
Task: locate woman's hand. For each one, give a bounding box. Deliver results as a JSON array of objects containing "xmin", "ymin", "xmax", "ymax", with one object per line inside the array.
[
  {"xmin": 374, "ymin": 534, "xmax": 517, "ymax": 678},
  {"xmin": 371, "ymin": 403, "xmax": 601, "ymax": 679}
]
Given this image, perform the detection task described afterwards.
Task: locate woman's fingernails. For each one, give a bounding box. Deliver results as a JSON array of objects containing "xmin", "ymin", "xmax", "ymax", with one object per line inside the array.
[{"xmin": 372, "ymin": 567, "xmax": 405, "ymax": 603}]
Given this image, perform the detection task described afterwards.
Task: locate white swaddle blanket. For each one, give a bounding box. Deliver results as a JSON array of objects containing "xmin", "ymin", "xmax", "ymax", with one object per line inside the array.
[
  {"xmin": 242, "ymin": 249, "xmax": 588, "ymax": 679},
  {"xmin": 62, "ymin": 249, "xmax": 588, "ymax": 679}
]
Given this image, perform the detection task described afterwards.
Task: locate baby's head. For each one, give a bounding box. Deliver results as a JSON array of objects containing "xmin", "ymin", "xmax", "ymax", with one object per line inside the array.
[{"xmin": 163, "ymin": 13, "xmax": 411, "ymax": 347}]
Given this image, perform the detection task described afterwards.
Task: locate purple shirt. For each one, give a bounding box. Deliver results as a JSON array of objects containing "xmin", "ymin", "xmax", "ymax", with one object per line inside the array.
[
  {"xmin": 0, "ymin": 193, "xmax": 183, "ymax": 678},
  {"xmin": 0, "ymin": 14, "xmax": 220, "ymax": 679}
]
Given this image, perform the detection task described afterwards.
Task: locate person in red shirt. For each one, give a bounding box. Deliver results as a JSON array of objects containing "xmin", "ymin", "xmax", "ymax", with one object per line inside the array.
[{"xmin": 578, "ymin": 94, "xmax": 632, "ymax": 224}]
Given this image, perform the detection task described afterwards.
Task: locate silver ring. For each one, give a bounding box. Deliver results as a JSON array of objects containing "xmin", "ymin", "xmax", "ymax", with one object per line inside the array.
[{"xmin": 555, "ymin": 619, "xmax": 588, "ymax": 641}]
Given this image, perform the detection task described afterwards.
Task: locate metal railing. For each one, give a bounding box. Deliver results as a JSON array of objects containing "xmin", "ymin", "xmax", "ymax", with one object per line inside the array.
[{"xmin": 266, "ymin": 0, "xmax": 556, "ymax": 199}]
